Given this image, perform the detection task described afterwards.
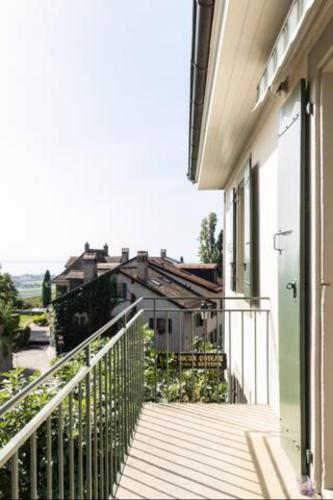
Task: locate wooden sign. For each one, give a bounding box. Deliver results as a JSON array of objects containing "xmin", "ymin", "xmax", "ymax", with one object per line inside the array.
[{"xmin": 157, "ymin": 352, "xmax": 227, "ymax": 370}]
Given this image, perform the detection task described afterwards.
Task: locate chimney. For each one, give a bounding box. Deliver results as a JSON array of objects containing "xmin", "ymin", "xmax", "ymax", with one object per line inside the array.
[
  {"xmin": 121, "ymin": 248, "xmax": 129, "ymax": 262},
  {"xmin": 83, "ymin": 256, "xmax": 96, "ymax": 282},
  {"xmin": 137, "ymin": 251, "xmax": 148, "ymax": 282},
  {"xmin": 103, "ymin": 243, "xmax": 109, "ymax": 256},
  {"xmin": 84, "ymin": 242, "xmax": 90, "ymax": 252},
  {"xmin": 160, "ymin": 249, "xmax": 167, "ymax": 258}
]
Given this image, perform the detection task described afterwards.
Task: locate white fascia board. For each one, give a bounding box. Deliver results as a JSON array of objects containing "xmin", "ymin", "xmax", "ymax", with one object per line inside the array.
[{"xmin": 196, "ymin": 0, "xmax": 229, "ymax": 188}]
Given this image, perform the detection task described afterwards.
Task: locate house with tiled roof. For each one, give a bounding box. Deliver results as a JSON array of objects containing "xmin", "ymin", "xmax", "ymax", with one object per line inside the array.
[
  {"xmin": 111, "ymin": 251, "xmax": 222, "ymax": 351},
  {"xmin": 53, "ymin": 248, "xmax": 222, "ymax": 352},
  {"xmin": 51, "ymin": 242, "xmax": 130, "ymax": 297}
]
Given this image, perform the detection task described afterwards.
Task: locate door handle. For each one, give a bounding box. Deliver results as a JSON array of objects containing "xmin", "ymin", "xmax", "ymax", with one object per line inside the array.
[
  {"xmin": 273, "ymin": 230, "xmax": 293, "ymax": 254},
  {"xmin": 286, "ymin": 281, "xmax": 297, "ymax": 299},
  {"xmin": 273, "ymin": 233, "xmax": 282, "ymax": 254}
]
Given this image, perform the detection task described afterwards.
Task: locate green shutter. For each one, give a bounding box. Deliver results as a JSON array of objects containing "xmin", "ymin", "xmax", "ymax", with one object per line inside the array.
[
  {"xmin": 243, "ymin": 160, "xmax": 260, "ymax": 298},
  {"xmin": 231, "ymin": 188, "xmax": 237, "ymax": 291},
  {"xmin": 251, "ymin": 164, "xmax": 260, "ymax": 298},
  {"xmin": 243, "ymin": 161, "xmax": 252, "ymax": 296}
]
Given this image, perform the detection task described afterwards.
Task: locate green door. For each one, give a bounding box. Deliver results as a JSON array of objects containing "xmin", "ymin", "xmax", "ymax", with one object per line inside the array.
[{"xmin": 276, "ymin": 80, "xmax": 308, "ymax": 475}]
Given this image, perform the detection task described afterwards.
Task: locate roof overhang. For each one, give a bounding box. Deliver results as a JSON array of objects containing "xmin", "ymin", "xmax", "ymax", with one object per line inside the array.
[{"xmin": 189, "ymin": 0, "xmax": 295, "ymax": 189}]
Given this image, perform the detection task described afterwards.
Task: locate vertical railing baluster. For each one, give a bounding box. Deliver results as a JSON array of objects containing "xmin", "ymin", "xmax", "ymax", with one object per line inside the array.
[
  {"xmin": 228, "ymin": 311, "xmax": 232, "ymax": 403},
  {"xmin": 191, "ymin": 313, "xmax": 195, "ymax": 403},
  {"xmin": 98, "ymin": 361, "xmax": 104, "ymax": 498},
  {"xmin": 58, "ymin": 405, "xmax": 64, "ymax": 500},
  {"xmin": 140, "ymin": 314, "xmax": 145, "ymax": 409},
  {"xmin": 241, "ymin": 310, "xmax": 245, "ymax": 403},
  {"xmin": 123, "ymin": 327, "xmax": 130, "ymax": 454},
  {"xmin": 85, "ymin": 346, "xmax": 92, "ymax": 500},
  {"xmin": 130, "ymin": 324, "xmax": 134, "ymax": 431},
  {"xmin": 116, "ymin": 342, "xmax": 120, "ymax": 479},
  {"xmin": 118, "ymin": 336, "xmax": 123, "ymax": 470},
  {"xmin": 104, "ymin": 354, "xmax": 109, "ymax": 498},
  {"xmin": 254, "ymin": 310, "xmax": 257, "ymax": 404},
  {"xmin": 78, "ymin": 383, "xmax": 83, "ymax": 500},
  {"xmin": 153, "ymin": 299, "xmax": 157, "ymax": 402},
  {"xmin": 93, "ymin": 365, "xmax": 98, "ymax": 500},
  {"xmin": 30, "ymin": 432, "xmax": 37, "ymax": 500},
  {"xmin": 166, "ymin": 311, "xmax": 170, "ymax": 402},
  {"xmin": 216, "ymin": 311, "xmax": 220, "ymax": 403},
  {"xmin": 46, "ymin": 416, "xmax": 52, "ymax": 500},
  {"xmin": 11, "ymin": 451, "xmax": 19, "ymax": 500},
  {"xmin": 204, "ymin": 314, "xmax": 207, "ymax": 403},
  {"xmin": 266, "ymin": 311, "xmax": 270, "ymax": 405},
  {"xmin": 126, "ymin": 326, "xmax": 130, "ymax": 442},
  {"xmin": 178, "ymin": 311, "xmax": 182, "ymax": 402},
  {"xmin": 69, "ymin": 394, "xmax": 75, "ymax": 500},
  {"xmin": 108, "ymin": 350, "xmax": 113, "ymax": 496}
]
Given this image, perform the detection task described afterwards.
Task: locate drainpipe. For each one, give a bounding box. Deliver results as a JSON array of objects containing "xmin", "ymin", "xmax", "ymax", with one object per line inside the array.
[{"xmin": 188, "ymin": 0, "xmax": 215, "ymax": 183}]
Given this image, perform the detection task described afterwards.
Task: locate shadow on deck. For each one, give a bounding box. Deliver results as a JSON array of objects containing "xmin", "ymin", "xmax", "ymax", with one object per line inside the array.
[{"xmin": 116, "ymin": 404, "xmax": 306, "ymax": 500}]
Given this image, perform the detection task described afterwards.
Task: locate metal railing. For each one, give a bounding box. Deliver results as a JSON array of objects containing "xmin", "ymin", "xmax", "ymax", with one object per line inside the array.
[
  {"xmin": 143, "ymin": 296, "xmax": 271, "ymax": 405},
  {"xmin": 0, "ymin": 301, "xmax": 144, "ymax": 500},
  {"xmin": 0, "ymin": 294, "xmax": 271, "ymax": 499}
]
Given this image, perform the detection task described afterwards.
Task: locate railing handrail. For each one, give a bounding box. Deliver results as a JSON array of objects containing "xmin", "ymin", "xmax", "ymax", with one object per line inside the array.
[
  {"xmin": 0, "ymin": 309, "xmax": 144, "ymax": 468},
  {"xmin": 143, "ymin": 296, "xmax": 271, "ymax": 301},
  {"xmin": 0, "ymin": 297, "xmax": 143, "ymax": 417},
  {"xmin": 144, "ymin": 308, "xmax": 271, "ymax": 313}
]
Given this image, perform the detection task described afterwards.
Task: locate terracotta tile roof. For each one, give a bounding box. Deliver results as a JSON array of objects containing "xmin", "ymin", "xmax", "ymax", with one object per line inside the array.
[
  {"xmin": 82, "ymin": 253, "xmax": 97, "ymax": 261},
  {"xmin": 97, "ymin": 263, "xmax": 119, "ymax": 270},
  {"xmin": 65, "ymin": 256, "xmax": 77, "ymax": 268},
  {"xmin": 149, "ymin": 258, "xmax": 221, "ymax": 293},
  {"xmin": 66, "ymin": 271, "xmax": 84, "ymax": 280},
  {"xmin": 119, "ymin": 267, "xmax": 206, "ymax": 309},
  {"xmin": 105, "ymin": 256, "xmax": 122, "ymax": 263},
  {"xmin": 177, "ymin": 263, "xmax": 217, "ymax": 270}
]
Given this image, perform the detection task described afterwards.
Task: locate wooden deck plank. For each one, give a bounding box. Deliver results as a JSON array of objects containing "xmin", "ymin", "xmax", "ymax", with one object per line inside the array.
[{"xmin": 116, "ymin": 404, "xmax": 306, "ymax": 500}]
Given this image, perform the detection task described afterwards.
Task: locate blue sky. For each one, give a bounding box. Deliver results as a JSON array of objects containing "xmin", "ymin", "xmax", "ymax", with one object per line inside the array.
[{"xmin": 0, "ymin": 0, "xmax": 222, "ymax": 275}]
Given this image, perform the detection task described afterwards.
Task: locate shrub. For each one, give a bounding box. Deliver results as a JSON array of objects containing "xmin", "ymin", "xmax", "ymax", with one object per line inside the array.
[
  {"xmin": 34, "ymin": 316, "xmax": 48, "ymax": 327},
  {"xmin": 12, "ymin": 326, "xmax": 31, "ymax": 351},
  {"xmin": 144, "ymin": 326, "xmax": 227, "ymax": 403}
]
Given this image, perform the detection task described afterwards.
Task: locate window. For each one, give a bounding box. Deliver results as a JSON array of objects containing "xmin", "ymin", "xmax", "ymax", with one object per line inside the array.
[
  {"xmin": 73, "ymin": 312, "xmax": 88, "ymax": 325},
  {"xmin": 196, "ymin": 313, "xmax": 204, "ymax": 327},
  {"xmin": 117, "ymin": 282, "xmax": 128, "ymax": 299},
  {"xmin": 148, "ymin": 318, "xmax": 172, "ymax": 334},
  {"xmin": 231, "ymin": 159, "xmax": 260, "ymax": 297}
]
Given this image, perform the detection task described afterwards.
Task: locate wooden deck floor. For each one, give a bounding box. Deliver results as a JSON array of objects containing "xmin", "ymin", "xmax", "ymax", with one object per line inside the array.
[{"xmin": 116, "ymin": 404, "xmax": 306, "ymax": 500}]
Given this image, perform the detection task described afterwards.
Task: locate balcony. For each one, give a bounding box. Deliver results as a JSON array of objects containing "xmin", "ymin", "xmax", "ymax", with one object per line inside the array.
[{"xmin": 0, "ymin": 298, "xmax": 306, "ymax": 499}]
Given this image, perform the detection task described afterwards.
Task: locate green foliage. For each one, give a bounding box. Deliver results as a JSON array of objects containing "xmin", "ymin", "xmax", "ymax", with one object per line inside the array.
[
  {"xmin": 0, "ymin": 322, "xmax": 227, "ymax": 498},
  {"xmin": 198, "ymin": 212, "xmax": 223, "ymax": 271},
  {"xmin": 20, "ymin": 295, "xmax": 43, "ymax": 308},
  {"xmin": 0, "ymin": 275, "xmax": 21, "ymax": 367},
  {"xmin": 11, "ymin": 325, "xmax": 31, "ymax": 352},
  {"xmin": 42, "ymin": 270, "xmax": 52, "ymax": 307},
  {"xmin": 144, "ymin": 327, "xmax": 227, "ymax": 403},
  {"xmin": 52, "ymin": 274, "xmax": 119, "ymax": 352},
  {"xmin": 33, "ymin": 314, "xmax": 49, "ymax": 327},
  {"xmin": 0, "ymin": 273, "xmax": 17, "ymax": 306}
]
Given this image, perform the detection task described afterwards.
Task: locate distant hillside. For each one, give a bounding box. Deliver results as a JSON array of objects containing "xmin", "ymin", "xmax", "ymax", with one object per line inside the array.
[{"xmin": 13, "ymin": 274, "xmax": 54, "ymax": 299}]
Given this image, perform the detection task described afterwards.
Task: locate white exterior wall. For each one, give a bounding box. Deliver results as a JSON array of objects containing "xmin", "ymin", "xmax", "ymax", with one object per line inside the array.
[
  {"xmin": 223, "ymin": 22, "xmax": 333, "ymax": 489},
  {"xmin": 224, "ymin": 103, "xmax": 280, "ymax": 409},
  {"xmin": 223, "ymin": 60, "xmax": 307, "ymax": 411}
]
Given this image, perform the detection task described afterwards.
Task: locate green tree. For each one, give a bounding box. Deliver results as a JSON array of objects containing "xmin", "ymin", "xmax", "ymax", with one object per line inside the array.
[
  {"xmin": 42, "ymin": 270, "xmax": 52, "ymax": 307},
  {"xmin": 198, "ymin": 212, "xmax": 223, "ymax": 269},
  {"xmin": 0, "ymin": 272, "xmax": 19, "ymax": 370},
  {"xmin": 0, "ymin": 273, "xmax": 17, "ymax": 306}
]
